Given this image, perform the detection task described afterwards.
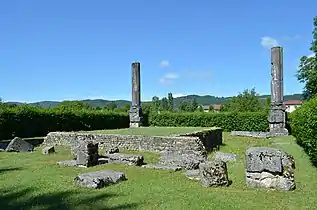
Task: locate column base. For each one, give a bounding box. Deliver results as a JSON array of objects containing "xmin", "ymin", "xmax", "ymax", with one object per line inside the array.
[{"xmin": 129, "ymin": 122, "xmax": 142, "ymax": 128}]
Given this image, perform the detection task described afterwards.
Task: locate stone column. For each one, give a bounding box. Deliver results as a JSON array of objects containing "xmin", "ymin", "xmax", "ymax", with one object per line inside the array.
[
  {"xmin": 268, "ymin": 46, "xmax": 288, "ymax": 135},
  {"xmin": 129, "ymin": 62, "xmax": 143, "ymax": 127}
]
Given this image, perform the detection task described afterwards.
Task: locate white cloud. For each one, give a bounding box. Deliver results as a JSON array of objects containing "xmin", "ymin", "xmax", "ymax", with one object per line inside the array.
[
  {"xmin": 159, "ymin": 73, "xmax": 179, "ymax": 83},
  {"xmin": 261, "ymin": 36, "xmax": 279, "ymax": 49},
  {"xmin": 160, "ymin": 60, "xmax": 170, "ymax": 68},
  {"xmin": 173, "ymin": 93, "xmax": 186, "ymax": 98},
  {"xmin": 308, "ymin": 53, "xmax": 315, "ymax": 58}
]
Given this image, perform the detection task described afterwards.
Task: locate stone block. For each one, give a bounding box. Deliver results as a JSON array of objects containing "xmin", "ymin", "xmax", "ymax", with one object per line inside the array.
[
  {"xmin": 98, "ymin": 157, "xmax": 109, "ymax": 165},
  {"xmin": 199, "ymin": 160, "xmax": 230, "ymax": 187},
  {"xmin": 245, "ymin": 147, "xmax": 295, "ymax": 191},
  {"xmin": 57, "ymin": 160, "xmax": 77, "ymax": 167},
  {"xmin": 213, "ymin": 152, "xmax": 237, "ymax": 162},
  {"xmin": 141, "ymin": 164, "xmax": 182, "ymax": 171},
  {"xmin": 183, "ymin": 169, "xmax": 200, "ymax": 181},
  {"xmin": 159, "ymin": 152, "xmax": 206, "ymax": 170},
  {"xmin": 5, "ymin": 137, "xmax": 34, "ymax": 152},
  {"xmin": 76, "ymin": 142, "xmax": 99, "ymax": 167},
  {"xmin": 105, "ymin": 153, "xmax": 144, "ymax": 166},
  {"xmin": 74, "ymin": 170, "xmax": 126, "ymax": 189},
  {"xmin": 42, "ymin": 146, "xmax": 55, "ymax": 155}
]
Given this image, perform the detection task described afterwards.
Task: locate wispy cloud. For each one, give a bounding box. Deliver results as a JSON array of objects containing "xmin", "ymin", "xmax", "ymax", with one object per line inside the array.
[
  {"xmin": 308, "ymin": 53, "xmax": 315, "ymax": 58},
  {"xmin": 159, "ymin": 73, "xmax": 179, "ymax": 83},
  {"xmin": 172, "ymin": 93, "xmax": 186, "ymax": 98},
  {"xmin": 159, "ymin": 60, "xmax": 170, "ymax": 68},
  {"xmin": 261, "ymin": 36, "xmax": 279, "ymax": 49}
]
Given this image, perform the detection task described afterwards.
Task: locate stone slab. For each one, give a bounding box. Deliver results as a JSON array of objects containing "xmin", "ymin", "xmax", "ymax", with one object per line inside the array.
[
  {"xmin": 42, "ymin": 146, "xmax": 55, "ymax": 155},
  {"xmin": 5, "ymin": 137, "xmax": 34, "ymax": 152},
  {"xmin": 141, "ymin": 164, "xmax": 182, "ymax": 171},
  {"xmin": 183, "ymin": 169, "xmax": 200, "ymax": 181},
  {"xmin": 246, "ymin": 147, "xmax": 283, "ymax": 173},
  {"xmin": 57, "ymin": 160, "xmax": 77, "ymax": 167},
  {"xmin": 105, "ymin": 153, "xmax": 144, "ymax": 166},
  {"xmin": 213, "ymin": 152, "xmax": 237, "ymax": 162},
  {"xmin": 98, "ymin": 157, "xmax": 109, "ymax": 165},
  {"xmin": 159, "ymin": 152, "xmax": 206, "ymax": 170},
  {"xmin": 199, "ymin": 160, "xmax": 230, "ymax": 187},
  {"xmin": 74, "ymin": 170, "xmax": 126, "ymax": 189}
]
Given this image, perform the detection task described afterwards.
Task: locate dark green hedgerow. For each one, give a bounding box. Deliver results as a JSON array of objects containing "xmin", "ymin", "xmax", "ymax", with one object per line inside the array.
[
  {"xmin": 290, "ymin": 96, "xmax": 317, "ymax": 166},
  {"xmin": 149, "ymin": 111, "xmax": 268, "ymax": 132},
  {"xmin": 0, "ymin": 105, "xmax": 129, "ymax": 140}
]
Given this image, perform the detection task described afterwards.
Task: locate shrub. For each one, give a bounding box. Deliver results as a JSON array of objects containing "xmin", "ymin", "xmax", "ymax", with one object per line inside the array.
[
  {"xmin": 149, "ymin": 111, "xmax": 268, "ymax": 132},
  {"xmin": 290, "ymin": 96, "xmax": 317, "ymax": 166},
  {"xmin": 0, "ymin": 105, "xmax": 129, "ymax": 140}
]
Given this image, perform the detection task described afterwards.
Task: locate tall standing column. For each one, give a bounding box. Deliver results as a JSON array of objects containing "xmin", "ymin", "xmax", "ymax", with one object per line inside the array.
[
  {"xmin": 268, "ymin": 46, "xmax": 288, "ymax": 135},
  {"xmin": 129, "ymin": 62, "xmax": 143, "ymax": 127}
]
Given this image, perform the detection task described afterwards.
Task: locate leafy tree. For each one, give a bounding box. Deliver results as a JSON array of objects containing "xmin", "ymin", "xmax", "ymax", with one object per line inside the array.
[
  {"xmin": 151, "ymin": 96, "xmax": 160, "ymax": 113},
  {"xmin": 296, "ymin": 16, "xmax": 317, "ymax": 100},
  {"xmin": 142, "ymin": 103, "xmax": 151, "ymax": 114},
  {"xmin": 160, "ymin": 97, "xmax": 169, "ymax": 111},
  {"xmin": 167, "ymin": 92, "xmax": 174, "ymax": 112},
  {"xmin": 224, "ymin": 88, "xmax": 263, "ymax": 112},
  {"xmin": 208, "ymin": 105, "xmax": 214, "ymax": 112},
  {"xmin": 105, "ymin": 102, "xmax": 117, "ymax": 110},
  {"xmin": 190, "ymin": 98, "xmax": 198, "ymax": 111},
  {"xmin": 198, "ymin": 105, "xmax": 204, "ymax": 112},
  {"xmin": 179, "ymin": 101, "xmax": 191, "ymax": 112},
  {"xmin": 123, "ymin": 104, "xmax": 131, "ymax": 112}
]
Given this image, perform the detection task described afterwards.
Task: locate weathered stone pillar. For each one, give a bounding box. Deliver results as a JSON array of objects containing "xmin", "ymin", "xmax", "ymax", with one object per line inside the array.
[
  {"xmin": 129, "ymin": 62, "xmax": 143, "ymax": 127},
  {"xmin": 268, "ymin": 46, "xmax": 288, "ymax": 135}
]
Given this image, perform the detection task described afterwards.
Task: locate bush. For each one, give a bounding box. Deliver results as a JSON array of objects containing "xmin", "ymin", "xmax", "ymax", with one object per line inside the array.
[
  {"xmin": 149, "ymin": 111, "xmax": 268, "ymax": 132},
  {"xmin": 0, "ymin": 105, "xmax": 129, "ymax": 140},
  {"xmin": 290, "ymin": 96, "xmax": 317, "ymax": 166}
]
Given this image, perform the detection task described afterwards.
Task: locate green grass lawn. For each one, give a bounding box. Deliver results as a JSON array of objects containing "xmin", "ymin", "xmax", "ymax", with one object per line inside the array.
[
  {"xmin": 82, "ymin": 127, "xmax": 212, "ymax": 136},
  {"xmin": 1, "ymin": 133, "xmax": 317, "ymax": 210}
]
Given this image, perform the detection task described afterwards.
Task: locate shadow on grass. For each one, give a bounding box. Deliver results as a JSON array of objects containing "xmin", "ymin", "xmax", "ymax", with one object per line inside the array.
[
  {"xmin": 0, "ymin": 167, "xmax": 22, "ymax": 174},
  {"xmin": 0, "ymin": 187, "xmax": 139, "ymax": 210}
]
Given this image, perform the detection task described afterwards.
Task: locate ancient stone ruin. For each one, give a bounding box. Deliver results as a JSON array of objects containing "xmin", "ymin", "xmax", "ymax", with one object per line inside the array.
[
  {"xmin": 246, "ymin": 147, "xmax": 295, "ymax": 191},
  {"xmin": 129, "ymin": 62, "xmax": 143, "ymax": 128},
  {"xmin": 4, "ymin": 137, "xmax": 34, "ymax": 152},
  {"xmin": 199, "ymin": 160, "xmax": 230, "ymax": 187},
  {"xmin": 231, "ymin": 46, "xmax": 288, "ymax": 138}
]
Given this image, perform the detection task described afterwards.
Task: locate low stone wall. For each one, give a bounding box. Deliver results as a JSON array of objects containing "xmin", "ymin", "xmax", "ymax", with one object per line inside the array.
[
  {"xmin": 43, "ymin": 128, "xmax": 222, "ymax": 156},
  {"xmin": 230, "ymin": 131, "xmax": 288, "ymax": 138}
]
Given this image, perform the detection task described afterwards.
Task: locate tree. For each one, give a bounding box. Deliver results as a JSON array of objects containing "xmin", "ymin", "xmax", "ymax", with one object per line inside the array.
[
  {"xmin": 198, "ymin": 105, "xmax": 204, "ymax": 112},
  {"xmin": 167, "ymin": 92, "xmax": 174, "ymax": 112},
  {"xmin": 179, "ymin": 101, "xmax": 191, "ymax": 112},
  {"xmin": 208, "ymin": 105, "xmax": 214, "ymax": 112},
  {"xmin": 224, "ymin": 88, "xmax": 263, "ymax": 112},
  {"xmin": 151, "ymin": 96, "xmax": 160, "ymax": 113},
  {"xmin": 160, "ymin": 97, "xmax": 169, "ymax": 111},
  {"xmin": 296, "ymin": 16, "xmax": 317, "ymax": 100},
  {"xmin": 190, "ymin": 98, "xmax": 198, "ymax": 112},
  {"xmin": 105, "ymin": 102, "xmax": 117, "ymax": 110}
]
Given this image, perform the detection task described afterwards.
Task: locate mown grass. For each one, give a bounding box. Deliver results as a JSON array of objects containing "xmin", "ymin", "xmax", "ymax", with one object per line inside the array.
[
  {"xmin": 0, "ymin": 133, "xmax": 316, "ymax": 210},
  {"xmin": 82, "ymin": 127, "xmax": 213, "ymax": 136}
]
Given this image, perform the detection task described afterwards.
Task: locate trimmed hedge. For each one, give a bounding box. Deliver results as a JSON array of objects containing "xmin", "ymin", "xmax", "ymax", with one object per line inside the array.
[
  {"xmin": 0, "ymin": 105, "xmax": 129, "ymax": 140},
  {"xmin": 290, "ymin": 97, "xmax": 317, "ymax": 166},
  {"xmin": 149, "ymin": 111, "xmax": 269, "ymax": 132}
]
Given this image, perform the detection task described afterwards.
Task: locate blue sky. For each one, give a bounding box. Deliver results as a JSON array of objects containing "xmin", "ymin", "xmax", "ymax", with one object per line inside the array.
[{"xmin": 0, "ymin": 0, "xmax": 316, "ymax": 102}]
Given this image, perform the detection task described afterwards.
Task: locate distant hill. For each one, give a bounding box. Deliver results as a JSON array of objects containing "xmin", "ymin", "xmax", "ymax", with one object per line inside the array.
[{"xmin": 4, "ymin": 93, "xmax": 304, "ymax": 108}]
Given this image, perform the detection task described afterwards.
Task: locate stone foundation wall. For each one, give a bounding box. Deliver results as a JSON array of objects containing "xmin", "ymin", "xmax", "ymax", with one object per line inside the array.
[{"xmin": 43, "ymin": 128, "xmax": 222, "ymax": 155}]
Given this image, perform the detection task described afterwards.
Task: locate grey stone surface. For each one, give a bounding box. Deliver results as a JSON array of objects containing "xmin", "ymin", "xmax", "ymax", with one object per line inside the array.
[
  {"xmin": 98, "ymin": 157, "xmax": 109, "ymax": 165},
  {"xmin": 74, "ymin": 170, "xmax": 126, "ymax": 189},
  {"xmin": 57, "ymin": 160, "xmax": 77, "ymax": 167},
  {"xmin": 246, "ymin": 147, "xmax": 295, "ymax": 191},
  {"xmin": 183, "ymin": 169, "xmax": 200, "ymax": 181},
  {"xmin": 76, "ymin": 142, "xmax": 99, "ymax": 167},
  {"xmin": 268, "ymin": 47, "xmax": 288, "ymax": 135},
  {"xmin": 199, "ymin": 160, "xmax": 230, "ymax": 187},
  {"xmin": 129, "ymin": 62, "xmax": 143, "ymax": 127},
  {"xmin": 105, "ymin": 153, "xmax": 144, "ymax": 166},
  {"xmin": 213, "ymin": 152, "xmax": 237, "ymax": 162},
  {"xmin": 141, "ymin": 164, "xmax": 182, "ymax": 171},
  {"xmin": 159, "ymin": 151, "xmax": 207, "ymax": 170},
  {"xmin": 104, "ymin": 146, "xmax": 119, "ymax": 155},
  {"xmin": 42, "ymin": 146, "xmax": 55, "ymax": 155},
  {"xmin": 230, "ymin": 131, "xmax": 272, "ymax": 138},
  {"xmin": 5, "ymin": 137, "xmax": 34, "ymax": 152},
  {"xmin": 43, "ymin": 128, "xmax": 222, "ymax": 157}
]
